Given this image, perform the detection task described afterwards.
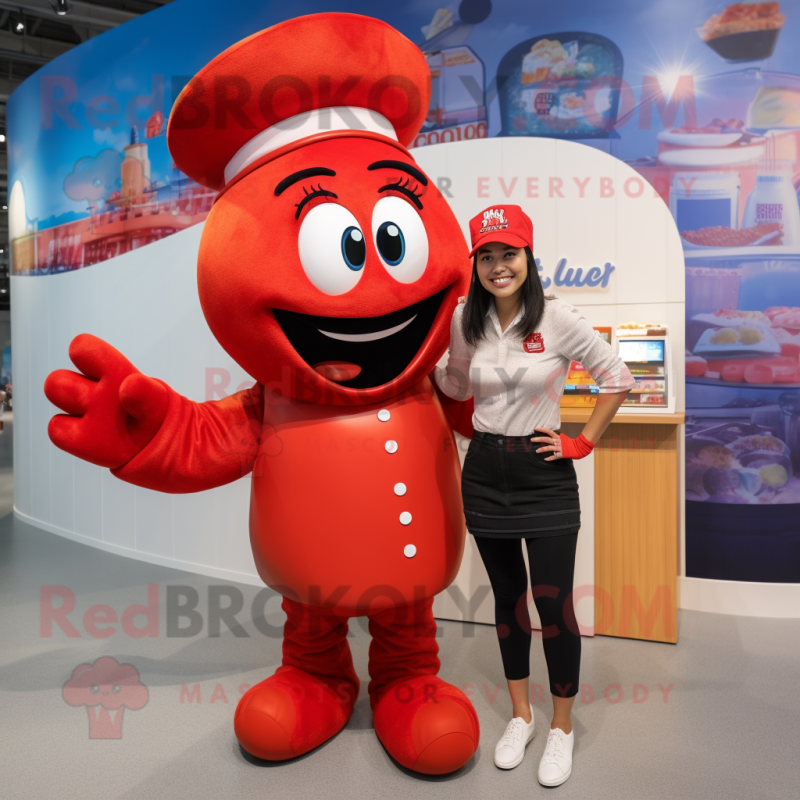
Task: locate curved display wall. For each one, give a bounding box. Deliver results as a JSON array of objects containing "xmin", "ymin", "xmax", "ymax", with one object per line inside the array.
[
  {"xmin": 9, "ymin": 0, "xmax": 800, "ymax": 618},
  {"xmin": 13, "ymin": 136, "xmax": 686, "ymax": 633}
]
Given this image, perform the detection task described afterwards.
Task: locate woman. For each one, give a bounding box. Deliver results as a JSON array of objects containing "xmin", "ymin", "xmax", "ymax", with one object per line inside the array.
[{"xmin": 435, "ymin": 205, "xmax": 635, "ymax": 786}]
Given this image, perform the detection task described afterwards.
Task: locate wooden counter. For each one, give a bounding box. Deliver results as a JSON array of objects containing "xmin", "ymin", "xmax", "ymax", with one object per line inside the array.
[
  {"xmin": 562, "ymin": 406, "xmax": 684, "ymax": 645},
  {"xmin": 561, "ymin": 408, "xmax": 685, "ymax": 425}
]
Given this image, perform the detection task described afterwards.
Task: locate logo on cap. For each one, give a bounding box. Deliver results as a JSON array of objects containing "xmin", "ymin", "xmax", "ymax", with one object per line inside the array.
[
  {"xmin": 480, "ymin": 208, "xmax": 509, "ymax": 233},
  {"xmin": 523, "ymin": 332, "xmax": 544, "ymax": 353}
]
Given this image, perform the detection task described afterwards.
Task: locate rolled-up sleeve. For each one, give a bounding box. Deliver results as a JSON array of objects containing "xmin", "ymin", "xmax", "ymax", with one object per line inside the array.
[
  {"xmin": 558, "ymin": 301, "xmax": 636, "ymax": 394},
  {"xmin": 434, "ymin": 304, "xmax": 475, "ymax": 401}
]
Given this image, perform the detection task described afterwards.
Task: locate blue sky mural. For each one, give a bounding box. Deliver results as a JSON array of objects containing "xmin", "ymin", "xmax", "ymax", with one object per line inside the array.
[{"xmin": 9, "ymin": 0, "xmax": 800, "ymax": 230}]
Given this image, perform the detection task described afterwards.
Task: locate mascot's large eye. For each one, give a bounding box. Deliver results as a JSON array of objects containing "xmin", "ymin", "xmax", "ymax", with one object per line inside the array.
[
  {"xmin": 371, "ymin": 196, "xmax": 428, "ymax": 284},
  {"xmin": 375, "ymin": 222, "xmax": 404, "ymax": 265},
  {"xmin": 298, "ymin": 204, "xmax": 365, "ymax": 295},
  {"xmin": 341, "ymin": 227, "xmax": 366, "ymax": 270}
]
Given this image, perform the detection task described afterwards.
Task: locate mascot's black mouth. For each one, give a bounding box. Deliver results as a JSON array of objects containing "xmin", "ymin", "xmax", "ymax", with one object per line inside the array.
[{"xmin": 272, "ymin": 289, "xmax": 446, "ymax": 389}]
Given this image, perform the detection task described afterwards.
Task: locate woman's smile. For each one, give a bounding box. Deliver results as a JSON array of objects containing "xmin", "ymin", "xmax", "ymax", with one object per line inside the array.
[{"xmin": 476, "ymin": 243, "xmax": 528, "ymax": 298}]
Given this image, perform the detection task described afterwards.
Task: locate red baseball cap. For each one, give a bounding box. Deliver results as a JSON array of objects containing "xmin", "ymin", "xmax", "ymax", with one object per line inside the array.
[{"xmin": 468, "ymin": 204, "xmax": 533, "ymax": 257}]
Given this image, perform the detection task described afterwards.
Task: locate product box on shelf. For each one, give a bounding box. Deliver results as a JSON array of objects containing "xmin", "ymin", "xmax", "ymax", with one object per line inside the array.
[
  {"xmin": 560, "ymin": 327, "xmax": 611, "ymax": 407},
  {"xmin": 615, "ymin": 323, "xmax": 675, "ymax": 412}
]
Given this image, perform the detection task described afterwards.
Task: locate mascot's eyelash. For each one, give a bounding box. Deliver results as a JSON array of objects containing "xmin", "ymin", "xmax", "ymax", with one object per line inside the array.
[
  {"xmin": 295, "ymin": 183, "xmax": 338, "ymax": 219},
  {"xmin": 379, "ymin": 178, "xmax": 424, "ymax": 210}
]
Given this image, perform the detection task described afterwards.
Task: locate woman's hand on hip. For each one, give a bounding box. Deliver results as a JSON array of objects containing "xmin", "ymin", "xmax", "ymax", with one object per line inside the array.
[
  {"xmin": 530, "ymin": 426, "xmax": 563, "ymax": 461},
  {"xmin": 531, "ymin": 427, "xmax": 595, "ymax": 460}
]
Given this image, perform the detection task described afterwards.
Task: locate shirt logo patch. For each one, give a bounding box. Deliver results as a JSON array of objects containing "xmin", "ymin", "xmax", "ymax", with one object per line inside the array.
[
  {"xmin": 523, "ymin": 332, "xmax": 544, "ymax": 353},
  {"xmin": 479, "ymin": 207, "xmax": 508, "ymax": 233}
]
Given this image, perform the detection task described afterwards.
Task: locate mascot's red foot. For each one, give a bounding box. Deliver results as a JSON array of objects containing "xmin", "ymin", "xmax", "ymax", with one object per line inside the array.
[
  {"xmin": 234, "ymin": 665, "xmax": 358, "ymax": 760},
  {"xmin": 372, "ymin": 676, "xmax": 479, "ymax": 775}
]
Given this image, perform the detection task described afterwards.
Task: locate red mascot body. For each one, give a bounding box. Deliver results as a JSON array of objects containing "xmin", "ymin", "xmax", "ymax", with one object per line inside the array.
[{"xmin": 44, "ymin": 13, "xmax": 480, "ymax": 775}]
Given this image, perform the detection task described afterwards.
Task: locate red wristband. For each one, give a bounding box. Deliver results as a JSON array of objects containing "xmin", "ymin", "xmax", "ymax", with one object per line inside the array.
[{"xmin": 559, "ymin": 432, "xmax": 594, "ymax": 459}]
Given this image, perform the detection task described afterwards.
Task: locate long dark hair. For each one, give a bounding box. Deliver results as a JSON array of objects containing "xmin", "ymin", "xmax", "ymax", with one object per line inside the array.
[{"xmin": 462, "ymin": 246, "xmax": 551, "ymax": 345}]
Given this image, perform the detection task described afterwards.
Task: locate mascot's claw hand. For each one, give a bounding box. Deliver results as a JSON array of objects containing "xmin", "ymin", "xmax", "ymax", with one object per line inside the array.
[{"xmin": 44, "ymin": 333, "xmax": 169, "ymax": 469}]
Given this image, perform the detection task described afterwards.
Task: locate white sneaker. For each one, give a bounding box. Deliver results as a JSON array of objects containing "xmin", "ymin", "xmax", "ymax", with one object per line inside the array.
[
  {"xmin": 538, "ymin": 727, "xmax": 574, "ymax": 786},
  {"xmin": 493, "ymin": 705, "xmax": 536, "ymax": 769}
]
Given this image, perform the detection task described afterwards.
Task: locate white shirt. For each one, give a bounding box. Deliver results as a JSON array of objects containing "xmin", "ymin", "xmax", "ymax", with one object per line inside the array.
[{"xmin": 434, "ymin": 297, "xmax": 636, "ymax": 436}]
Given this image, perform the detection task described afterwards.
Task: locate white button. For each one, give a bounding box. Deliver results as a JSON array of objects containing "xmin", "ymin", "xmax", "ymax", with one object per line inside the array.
[
  {"xmin": 394, "ymin": 482, "xmax": 407, "ymax": 496},
  {"xmin": 399, "ymin": 511, "xmax": 412, "ymax": 525},
  {"xmin": 404, "ymin": 544, "xmax": 417, "ymax": 558},
  {"xmin": 377, "ymin": 409, "xmax": 391, "ymax": 422},
  {"xmin": 385, "ymin": 440, "xmax": 398, "ymax": 454}
]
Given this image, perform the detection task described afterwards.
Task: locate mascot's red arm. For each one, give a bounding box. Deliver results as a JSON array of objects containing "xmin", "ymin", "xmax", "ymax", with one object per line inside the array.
[
  {"xmin": 429, "ymin": 297, "xmax": 474, "ymax": 440},
  {"xmin": 431, "ymin": 378, "xmax": 474, "ymax": 440},
  {"xmin": 44, "ymin": 333, "xmax": 264, "ymax": 493}
]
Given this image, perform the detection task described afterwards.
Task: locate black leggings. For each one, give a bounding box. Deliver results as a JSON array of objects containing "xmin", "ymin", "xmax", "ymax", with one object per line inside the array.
[{"xmin": 474, "ymin": 533, "xmax": 581, "ymax": 698}]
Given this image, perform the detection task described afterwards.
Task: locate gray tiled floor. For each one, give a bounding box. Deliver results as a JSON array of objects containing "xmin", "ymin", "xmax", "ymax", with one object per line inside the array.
[{"xmin": 1, "ymin": 416, "xmax": 798, "ymax": 799}]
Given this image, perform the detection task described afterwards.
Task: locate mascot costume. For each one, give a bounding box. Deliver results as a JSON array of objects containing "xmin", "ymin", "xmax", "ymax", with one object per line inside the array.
[{"xmin": 44, "ymin": 12, "xmax": 479, "ymax": 774}]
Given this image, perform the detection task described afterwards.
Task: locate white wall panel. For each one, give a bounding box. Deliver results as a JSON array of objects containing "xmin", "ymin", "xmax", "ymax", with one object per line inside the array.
[
  {"xmin": 73, "ymin": 459, "xmax": 102, "ymax": 542},
  {"xmin": 134, "ymin": 487, "xmax": 174, "ymax": 559},
  {"xmin": 49, "ymin": 445, "xmax": 75, "ymax": 533},
  {"xmin": 213, "ymin": 479, "xmax": 255, "ymax": 576},
  {"xmin": 613, "ymin": 156, "xmax": 667, "ymax": 307},
  {"xmin": 29, "ymin": 274, "xmax": 52, "ymax": 524},
  {"xmin": 13, "ymin": 222, "xmax": 264, "ymax": 584},
  {"xmin": 554, "ymin": 141, "xmax": 619, "ymax": 309},
  {"xmin": 11, "ymin": 274, "xmax": 32, "ymax": 517},
  {"xmin": 173, "ymin": 490, "xmax": 217, "ymax": 568},
  {"xmin": 101, "ymin": 470, "xmax": 136, "ymax": 551}
]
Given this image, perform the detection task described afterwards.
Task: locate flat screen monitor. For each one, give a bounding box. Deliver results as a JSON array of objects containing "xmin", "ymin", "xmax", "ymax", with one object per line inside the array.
[{"xmin": 618, "ymin": 339, "xmax": 665, "ymax": 363}]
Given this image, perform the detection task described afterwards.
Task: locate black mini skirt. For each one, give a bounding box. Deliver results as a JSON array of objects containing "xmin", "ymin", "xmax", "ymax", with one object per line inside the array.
[{"xmin": 461, "ymin": 430, "xmax": 581, "ymax": 538}]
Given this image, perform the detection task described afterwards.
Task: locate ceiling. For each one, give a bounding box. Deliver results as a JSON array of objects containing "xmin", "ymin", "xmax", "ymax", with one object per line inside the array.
[{"xmin": 0, "ymin": 0, "xmax": 176, "ymax": 310}]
